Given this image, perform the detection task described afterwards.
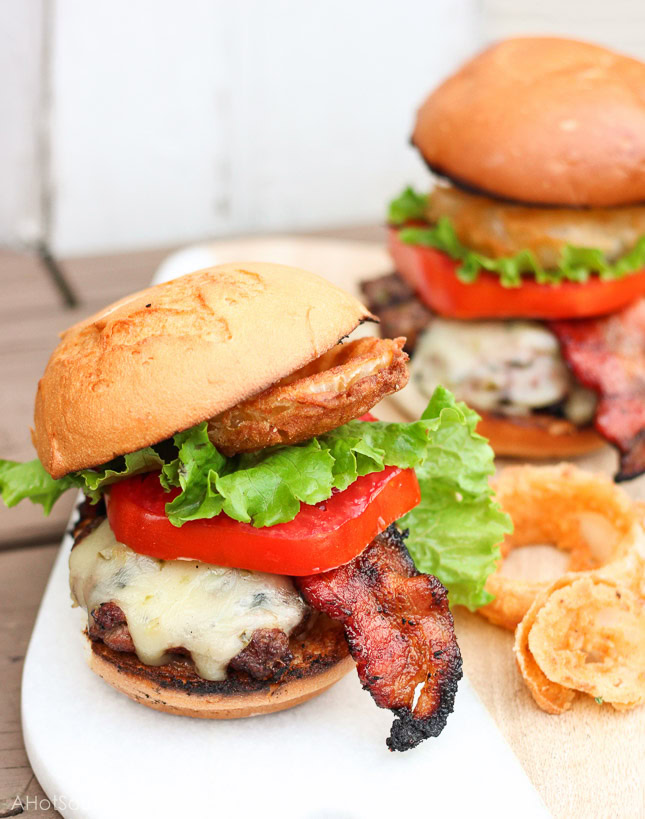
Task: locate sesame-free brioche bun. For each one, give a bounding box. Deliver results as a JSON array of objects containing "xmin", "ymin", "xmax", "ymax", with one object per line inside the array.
[
  {"xmin": 88, "ymin": 615, "xmax": 354, "ymax": 719},
  {"xmin": 412, "ymin": 37, "xmax": 645, "ymax": 207},
  {"xmin": 33, "ymin": 262, "xmax": 373, "ymax": 478},
  {"xmin": 476, "ymin": 411, "xmax": 604, "ymax": 459}
]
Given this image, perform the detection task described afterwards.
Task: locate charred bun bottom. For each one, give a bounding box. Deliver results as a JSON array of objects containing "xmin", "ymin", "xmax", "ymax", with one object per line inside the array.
[
  {"xmin": 87, "ymin": 614, "xmax": 353, "ymax": 719},
  {"xmin": 476, "ymin": 410, "xmax": 604, "ymax": 459}
]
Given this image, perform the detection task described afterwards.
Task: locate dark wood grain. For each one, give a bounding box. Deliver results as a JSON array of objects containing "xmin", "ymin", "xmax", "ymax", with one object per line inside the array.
[
  {"xmin": 0, "ymin": 251, "xmax": 62, "ymax": 320},
  {"xmin": 59, "ymin": 246, "xmax": 176, "ymax": 306}
]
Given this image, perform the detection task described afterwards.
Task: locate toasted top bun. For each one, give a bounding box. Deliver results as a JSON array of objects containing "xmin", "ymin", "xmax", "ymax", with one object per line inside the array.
[
  {"xmin": 33, "ymin": 262, "xmax": 373, "ymax": 478},
  {"xmin": 413, "ymin": 37, "xmax": 645, "ymax": 207}
]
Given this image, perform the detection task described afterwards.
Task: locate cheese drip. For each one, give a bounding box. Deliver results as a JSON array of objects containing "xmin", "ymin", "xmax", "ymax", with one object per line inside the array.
[{"xmin": 69, "ymin": 520, "xmax": 307, "ymax": 680}]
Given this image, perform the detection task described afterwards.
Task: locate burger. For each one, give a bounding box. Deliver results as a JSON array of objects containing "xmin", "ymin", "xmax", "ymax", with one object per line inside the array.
[
  {"xmin": 0, "ymin": 262, "xmax": 509, "ymax": 751},
  {"xmin": 362, "ymin": 37, "xmax": 645, "ymax": 479}
]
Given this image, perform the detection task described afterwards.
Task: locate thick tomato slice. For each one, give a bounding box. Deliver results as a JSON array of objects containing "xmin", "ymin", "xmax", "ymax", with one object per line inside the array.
[
  {"xmin": 107, "ymin": 466, "xmax": 420, "ymax": 576},
  {"xmin": 389, "ymin": 227, "xmax": 645, "ymax": 320}
]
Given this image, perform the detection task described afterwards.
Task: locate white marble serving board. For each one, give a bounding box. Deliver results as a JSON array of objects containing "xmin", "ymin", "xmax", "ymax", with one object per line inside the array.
[{"xmin": 22, "ymin": 238, "xmax": 549, "ymax": 819}]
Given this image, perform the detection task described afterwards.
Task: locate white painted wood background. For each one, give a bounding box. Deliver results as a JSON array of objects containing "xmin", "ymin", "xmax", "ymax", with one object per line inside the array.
[
  {"xmin": 1, "ymin": 0, "xmax": 479, "ymax": 256},
  {"xmin": 2, "ymin": 1, "xmax": 645, "ymax": 257},
  {"xmin": 482, "ymin": 0, "xmax": 645, "ymax": 57}
]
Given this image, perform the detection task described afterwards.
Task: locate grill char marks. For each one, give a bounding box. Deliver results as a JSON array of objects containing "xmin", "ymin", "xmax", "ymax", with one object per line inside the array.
[
  {"xmin": 87, "ymin": 595, "xmax": 297, "ymax": 682},
  {"xmin": 89, "ymin": 613, "xmax": 349, "ymax": 697},
  {"xmin": 228, "ymin": 628, "xmax": 293, "ymax": 681},
  {"xmin": 89, "ymin": 601, "xmax": 135, "ymax": 653}
]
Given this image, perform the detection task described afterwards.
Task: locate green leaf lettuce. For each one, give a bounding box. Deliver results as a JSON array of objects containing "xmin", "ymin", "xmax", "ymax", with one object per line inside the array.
[
  {"xmin": 0, "ymin": 460, "xmax": 76, "ymax": 515},
  {"xmin": 399, "ymin": 388, "xmax": 511, "ymax": 609}
]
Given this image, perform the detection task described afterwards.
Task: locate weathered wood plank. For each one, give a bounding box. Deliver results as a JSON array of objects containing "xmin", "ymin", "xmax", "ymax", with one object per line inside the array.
[
  {"xmin": 0, "ymin": 251, "xmax": 61, "ymax": 319},
  {"xmin": 58, "ymin": 225, "xmax": 385, "ymax": 306},
  {"xmin": 58, "ymin": 246, "xmax": 175, "ymax": 305},
  {"xmin": 0, "ymin": 544, "xmax": 60, "ymax": 818},
  {"xmin": 0, "ymin": 253, "xmax": 77, "ymax": 548},
  {"xmin": 0, "ymin": 249, "xmax": 160, "ymax": 548}
]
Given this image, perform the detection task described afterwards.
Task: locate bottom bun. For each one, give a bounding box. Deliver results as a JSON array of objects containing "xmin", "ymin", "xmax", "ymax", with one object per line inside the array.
[
  {"xmin": 476, "ymin": 411, "xmax": 604, "ymax": 459},
  {"xmin": 88, "ymin": 614, "xmax": 354, "ymax": 719}
]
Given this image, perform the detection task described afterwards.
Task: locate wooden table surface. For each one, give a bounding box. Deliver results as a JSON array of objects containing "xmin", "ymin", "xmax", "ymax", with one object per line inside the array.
[
  {"xmin": 0, "ymin": 245, "xmax": 173, "ymax": 818},
  {"xmin": 1, "ymin": 233, "xmax": 644, "ymax": 819}
]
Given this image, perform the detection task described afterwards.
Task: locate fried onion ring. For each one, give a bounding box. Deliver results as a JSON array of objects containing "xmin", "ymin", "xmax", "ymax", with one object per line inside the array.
[
  {"xmin": 208, "ymin": 337, "xmax": 409, "ymax": 455},
  {"xmin": 479, "ymin": 464, "xmax": 641, "ymax": 630},
  {"xmin": 514, "ymin": 531, "xmax": 645, "ymax": 714},
  {"xmin": 529, "ymin": 575, "xmax": 645, "ymax": 708},
  {"xmin": 514, "ymin": 581, "xmax": 577, "ymax": 715},
  {"xmin": 512, "ymin": 495, "xmax": 645, "ymax": 714}
]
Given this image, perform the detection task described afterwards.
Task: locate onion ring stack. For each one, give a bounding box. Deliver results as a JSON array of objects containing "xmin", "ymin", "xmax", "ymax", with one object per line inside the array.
[{"xmin": 478, "ymin": 464, "xmax": 645, "ymax": 714}]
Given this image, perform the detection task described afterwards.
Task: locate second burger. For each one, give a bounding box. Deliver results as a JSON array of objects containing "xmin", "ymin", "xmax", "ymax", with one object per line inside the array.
[{"xmin": 363, "ymin": 36, "xmax": 645, "ymax": 479}]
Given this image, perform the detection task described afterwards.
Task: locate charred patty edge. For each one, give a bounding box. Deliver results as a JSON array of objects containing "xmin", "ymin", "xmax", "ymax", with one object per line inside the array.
[{"xmin": 88, "ymin": 613, "xmax": 350, "ymax": 697}]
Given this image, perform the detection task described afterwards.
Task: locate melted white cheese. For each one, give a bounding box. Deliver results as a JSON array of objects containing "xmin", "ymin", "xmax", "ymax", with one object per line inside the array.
[
  {"xmin": 410, "ymin": 319, "xmax": 596, "ymax": 423},
  {"xmin": 69, "ymin": 520, "xmax": 307, "ymax": 680}
]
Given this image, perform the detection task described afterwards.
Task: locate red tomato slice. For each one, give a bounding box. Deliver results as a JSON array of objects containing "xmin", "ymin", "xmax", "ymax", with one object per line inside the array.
[
  {"xmin": 389, "ymin": 227, "xmax": 645, "ymax": 320},
  {"xmin": 107, "ymin": 466, "xmax": 420, "ymax": 576}
]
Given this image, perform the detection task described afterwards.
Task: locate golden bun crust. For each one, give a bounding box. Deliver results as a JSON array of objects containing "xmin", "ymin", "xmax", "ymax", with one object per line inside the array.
[
  {"xmin": 477, "ymin": 411, "xmax": 604, "ymax": 459},
  {"xmin": 88, "ymin": 615, "xmax": 354, "ymax": 719},
  {"xmin": 33, "ymin": 263, "xmax": 373, "ymax": 478},
  {"xmin": 413, "ymin": 37, "xmax": 645, "ymax": 207}
]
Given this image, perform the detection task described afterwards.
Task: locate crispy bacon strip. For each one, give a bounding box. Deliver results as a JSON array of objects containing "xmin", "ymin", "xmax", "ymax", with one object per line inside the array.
[
  {"xmin": 295, "ymin": 526, "xmax": 462, "ymax": 751},
  {"xmin": 550, "ymin": 299, "xmax": 645, "ymax": 481}
]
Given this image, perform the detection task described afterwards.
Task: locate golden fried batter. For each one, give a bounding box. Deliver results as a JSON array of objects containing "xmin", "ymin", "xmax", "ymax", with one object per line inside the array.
[
  {"xmin": 208, "ymin": 337, "xmax": 409, "ymax": 455},
  {"xmin": 428, "ymin": 183, "xmax": 645, "ymax": 268},
  {"xmin": 480, "ymin": 464, "xmax": 641, "ymax": 631},
  {"xmin": 530, "ymin": 576, "xmax": 645, "ymax": 708}
]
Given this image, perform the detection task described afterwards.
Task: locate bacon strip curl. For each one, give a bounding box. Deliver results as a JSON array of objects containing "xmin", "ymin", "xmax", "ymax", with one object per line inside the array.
[
  {"xmin": 550, "ymin": 299, "xmax": 645, "ymax": 481},
  {"xmin": 295, "ymin": 526, "xmax": 462, "ymax": 751}
]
